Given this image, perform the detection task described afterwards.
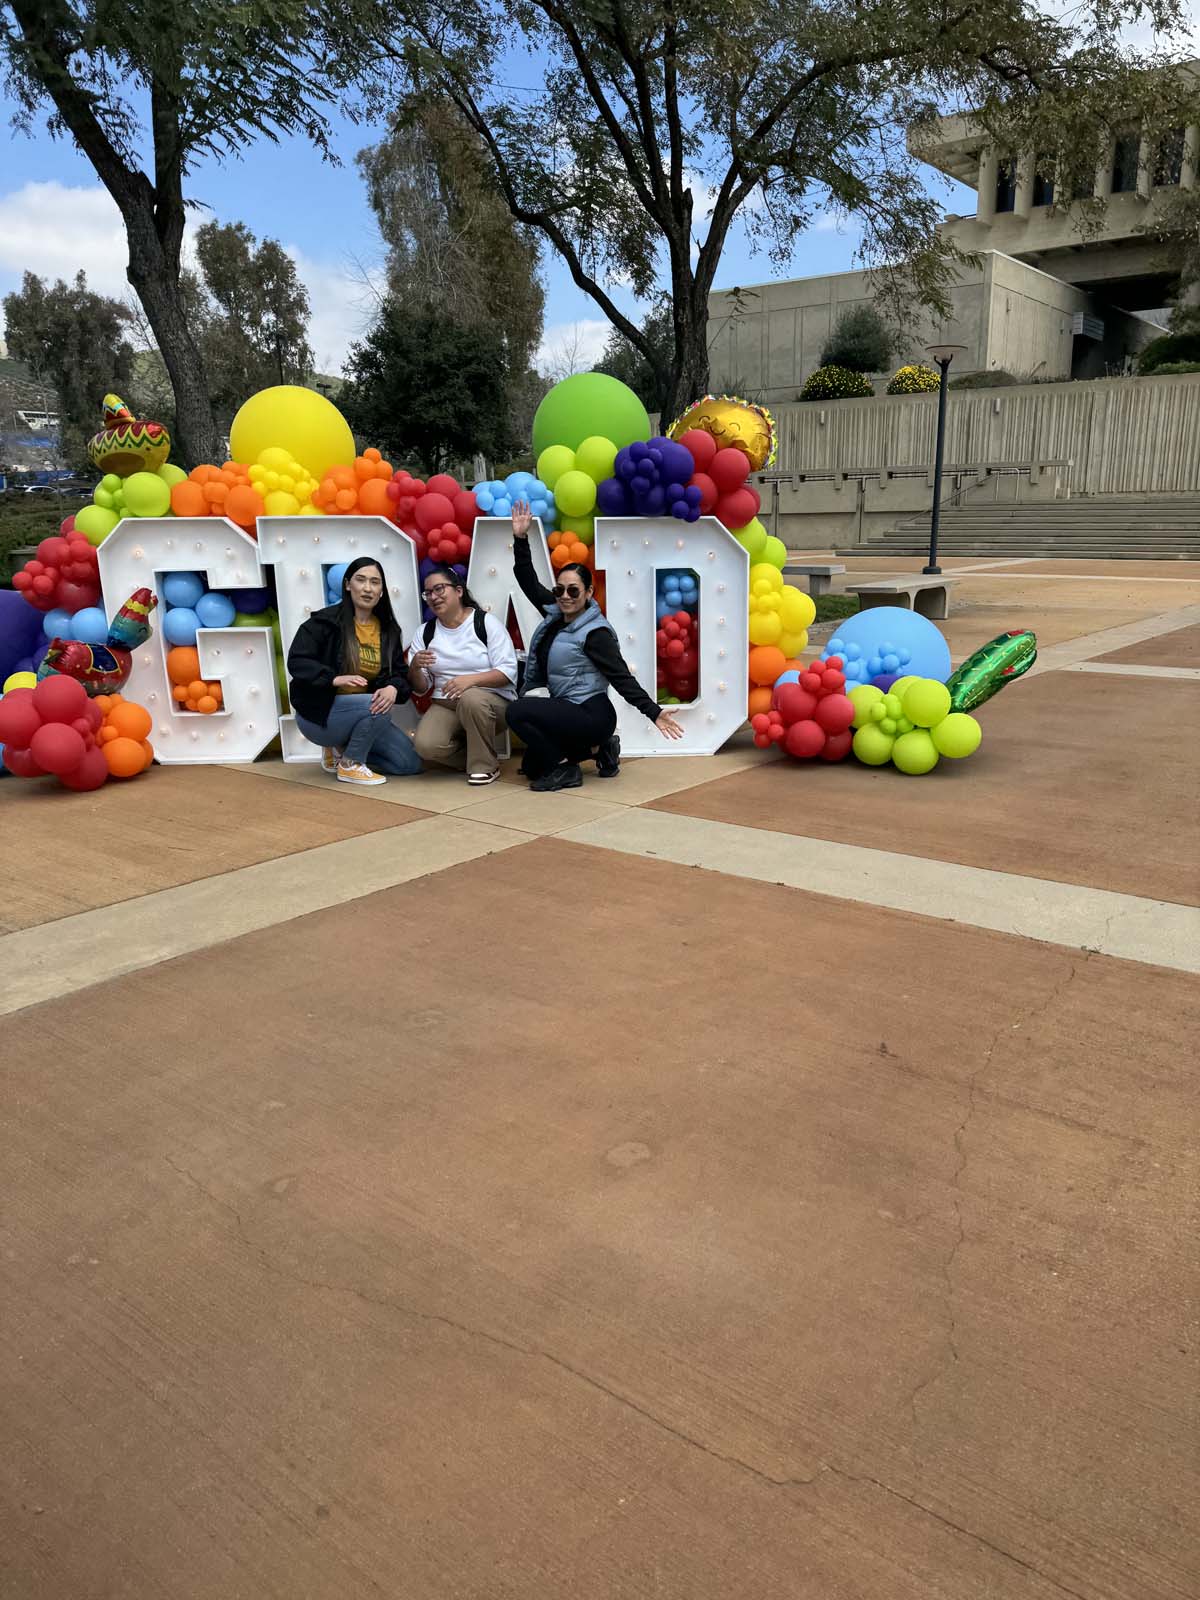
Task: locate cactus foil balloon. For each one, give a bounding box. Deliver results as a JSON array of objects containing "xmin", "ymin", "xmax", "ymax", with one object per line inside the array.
[{"xmin": 946, "ymin": 630, "xmax": 1037, "ymax": 712}]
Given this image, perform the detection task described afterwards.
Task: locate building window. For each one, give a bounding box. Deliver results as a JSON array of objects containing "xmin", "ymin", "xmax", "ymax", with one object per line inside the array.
[
  {"xmin": 1112, "ymin": 134, "xmax": 1140, "ymax": 193},
  {"xmin": 1032, "ymin": 156, "xmax": 1055, "ymax": 206},
  {"xmin": 995, "ymin": 158, "xmax": 1017, "ymax": 213},
  {"xmin": 1156, "ymin": 127, "xmax": 1184, "ymax": 186}
]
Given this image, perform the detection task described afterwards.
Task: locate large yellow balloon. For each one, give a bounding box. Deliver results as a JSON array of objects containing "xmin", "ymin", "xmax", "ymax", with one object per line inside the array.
[{"xmin": 230, "ymin": 386, "xmax": 355, "ymax": 480}]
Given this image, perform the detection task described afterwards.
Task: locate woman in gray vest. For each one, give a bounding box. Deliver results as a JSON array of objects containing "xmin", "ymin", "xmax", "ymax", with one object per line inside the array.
[{"xmin": 507, "ymin": 501, "xmax": 683, "ymax": 790}]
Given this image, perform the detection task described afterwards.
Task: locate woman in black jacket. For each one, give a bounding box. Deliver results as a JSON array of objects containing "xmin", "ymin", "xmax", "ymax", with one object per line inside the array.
[{"xmin": 287, "ymin": 556, "xmax": 422, "ymax": 787}]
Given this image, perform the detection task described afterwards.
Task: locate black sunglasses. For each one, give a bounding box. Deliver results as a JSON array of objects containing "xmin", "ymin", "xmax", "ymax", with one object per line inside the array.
[{"xmin": 553, "ymin": 582, "xmax": 586, "ymax": 599}]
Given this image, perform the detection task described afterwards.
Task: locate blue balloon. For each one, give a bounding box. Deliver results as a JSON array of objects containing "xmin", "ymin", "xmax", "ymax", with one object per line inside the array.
[
  {"xmin": 195, "ymin": 591, "xmax": 236, "ymax": 628},
  {"xmin": 475, "ymin": 489, "xmax": 495, "ymax": 513},
  {"xmin": 71, "ymin": 606, "xmax": 110, "ymax": 645},
  {"xmin": 656, "ymin": 597, "xmax": 673, "ymax": 619},
  {"xmin": 326, "ymin": 563, "xmax": 348, "ymax": 598},
  {"xmin": 163, "ymin": 607, "xmax": 200, "ymax": 646},
  {"xmin": 163, "ymin": 571, "xmax": 205, "ymax": 608},
  {"xmin": 492, "ymin": 496, "xmax": 512, "ymax": 516},
  {"xmin": 506, "ymin": 470, "xmax": 535, "ymax": 492},
  {"xmin": 43, "ymin": 607, "xmax": 73, "ymax": 641},
  {"xmin": 820, "ymin": 607, "xmax": 949, "ymax": 685},
  {"xmin": 775, "ymin": 670, "xmax": 801, "ymax": 690}
]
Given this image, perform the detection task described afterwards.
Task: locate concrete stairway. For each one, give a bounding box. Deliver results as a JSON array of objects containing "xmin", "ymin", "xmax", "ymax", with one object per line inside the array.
[{"xmin": 839, "ymin": 497, "xmax": 1200, "ymax": 560}]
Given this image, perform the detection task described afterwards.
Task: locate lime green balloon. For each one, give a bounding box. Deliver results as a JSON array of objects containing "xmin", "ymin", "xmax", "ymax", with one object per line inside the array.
[
  {"xmin": 888, "ymin": 674, "xmax": 919, "ymax": 701},
  {"xmin": 123, "ymin": 470, "xmax": 172, "ymax": 517},
  {"xmin": 853, "ymin": 723, "xmax": 895, "ymax": 765},
  {"xmin": 100, "ymin": 473, "xmax": 122, "ymax": 493},
  {"xmin": 895, "ymin": 716, "xmax": 914, "ymax": 734},
  {"xmin": 573, "ymin": 435, "xmax": 618, "ymax": 483},
  {"xmin": 532, "ymin": 373, "xmax": 650, "ymax": 456},
  {"xmin": 233, "ymin": 610, "xmax": 273, "ymax": 628},
  {"xmin": 558, "ymin": 513, "xmax": 595, "ymax": 545},
  {"xmin": 848, "ymin": 684, "xmax": 883, "ymax": 728},
  {"xmin": 733, "ymin": 517, "xmax": 767, "ymax": 558},
  {"xmin": 761, "ymin": 535, "xmax": 787, "ymax": 569},
  {"xmin": 930, "ymin": 712, "xmax": 982, "ymax": 759},
  {"xmin": 554, "ymin": 468, "xmax": 597, "ymax": 518},
  {"xmin": 93, "ymin": 485, "xmax": 116, "ymax": 510},
  {"xmin": 536, "ymin": 444, "xmax": 576, "ymax": 489},
  {"xmin": 902, "ymin": 678, "xmax": 952, "ymax": 728},
  {"xmin": 158, "ymin": 462, "xmax": 187, "ymax": 487},
  {"xmin": 892, "ymin": 728, "xmax": 940, "ymax": 774},
  {"xmin": 75, "ymin": 504, "xmax": 120, "ymax": 546}
]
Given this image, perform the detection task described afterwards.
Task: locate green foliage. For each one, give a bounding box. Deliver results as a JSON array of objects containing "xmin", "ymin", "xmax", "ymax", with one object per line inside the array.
[
  {"xmin": 1142, "ymin": 359, "xmax": 1200, "ymax": 375},
  {"xmin": 0, "ymin": 492, "xmax": 89, "ymax": 584},
  {"xmin": 2, "ymin": 271, "xmax": 135, "ymax": 469},
  {"xmin": 800, "ymin": 365, "xmax": 874, "ymax": 401},
  {"xmin": 820, "ymin": 306, "xmax": 892, "ymax": 374},
  {"xmin": 949, "ymin": 369, "xmax": 1021, "ymax": 390},
  {"xmin": 814, "ymin": 593, "xmax": 859, "ymax": 622},
  {"xmin": 339, "ymin": 300, "xmax": 512, "ymax": 473},
  {"xmin": 1137, "ymin": 331, "xmax": 1200, "ymax": 373},
  {"xmin": 593, "ymin": 297, "xmax": 673, "ymax": 413},
  {"xmin": 887, "ymin": 363, "xmax": 942, "ymax": 395}
]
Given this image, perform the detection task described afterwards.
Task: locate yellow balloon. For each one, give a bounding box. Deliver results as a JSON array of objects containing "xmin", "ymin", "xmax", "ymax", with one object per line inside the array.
[
  {"xmin": 778, "ymin": 628, "xmax": 809, "ymax": 655},
  {"xmin": 749, "ymin": 611, "xmax": 783, "ymax": 646},
  {"xmin": 230, "ymin": 386, "xmax": 355, "ymax": 480},
  {"xmin": 264, "ymin": 489, "xmax": 302, "ymax": 516},
  {"xmin": 3, "ymin": 671, "xmax": 38, "ymax": 693},
  {"xmin": 298, "ymin": 503, "xmax": 324, "ymax": 516},
  {"xmin": 778, "ymin": 583, "xmax": 816, "ymax": 631}
]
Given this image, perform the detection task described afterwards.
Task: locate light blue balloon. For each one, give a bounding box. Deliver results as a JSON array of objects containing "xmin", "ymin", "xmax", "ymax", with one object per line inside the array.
[
  {"xmin": 195, "ymin": 591, "xmax": 236, "ymax": 628},
  {"xmin": 326, "ymin": 562, "xmax": 348, "ymax": 597},
  {"xmin": 656, "ymin": 598, "xmax": 673, "ymax": 619},
  {"xmin": 43, "ymin": 607, "xmax": 73, "ymax": 640},
  {"xmin": 775, "ymin": 669, "xmax": 801, "ymax": 690},
  {"xmin": 476, "ymin": 489, "xmax": 495, "ymax": 513},
  {"xmin": 820, "ymin": 606, "xmax": 951, "ymax": 684},
  {"xmin": 506, "ymin": 470, "xmax": 535, "ymax": 492},
  {"xmin": 163, "ymin": 607, "xmax": 200, "ymax": 646},
  {"xmin": 493, "ymin": 496, "xmax": 512, "ymax": 516},
  {"xmin": 163, "ymin": 571, "xmax": 205, "ymax": 609},
  {"xmin": 71, "ymin": 606, "xmax": 110, "ymax": 645}
]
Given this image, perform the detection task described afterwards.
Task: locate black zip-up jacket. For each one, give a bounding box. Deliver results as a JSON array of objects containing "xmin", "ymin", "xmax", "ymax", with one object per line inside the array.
[
  {"xmin": 287, "ymin": 604, "xmax": 412, "ymax": 724},
  {"xmin": 513, "ymin": 540, "xmax": 661, "ymax": 722}
]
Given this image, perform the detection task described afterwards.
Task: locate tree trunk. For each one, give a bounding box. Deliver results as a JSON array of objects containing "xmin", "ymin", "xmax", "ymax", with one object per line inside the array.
[
  {"xmin": 123, "ymin": 193, "xmax": 219, "ymax": 467},
  {"xmin": 664, "ymin": 290, "xmax": 711, "ymax": 424}
]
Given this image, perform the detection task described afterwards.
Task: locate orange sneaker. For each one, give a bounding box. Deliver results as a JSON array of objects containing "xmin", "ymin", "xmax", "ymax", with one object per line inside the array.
[
  {"xmin": 321, "ymin": 747, "xmax": 340, "ymax": 773},
  {"xmin": 336, "ymin": 760, "xmax": 386, "ymax": 787}
]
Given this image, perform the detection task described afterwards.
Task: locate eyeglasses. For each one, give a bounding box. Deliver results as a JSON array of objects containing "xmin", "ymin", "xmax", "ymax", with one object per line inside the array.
[
  {"xmin": 421, "ymin": 583, "xmax": 454, "ymax": 600},
  {"xmin": 553, "ymin": 583, "xmax": 585, "ymax": 599}
]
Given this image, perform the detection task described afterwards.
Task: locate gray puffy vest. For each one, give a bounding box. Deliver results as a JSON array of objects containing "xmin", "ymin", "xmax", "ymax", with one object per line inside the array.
[{"xmin": 524, "ymin": 600, "xmax": 614, "ymax": 704}]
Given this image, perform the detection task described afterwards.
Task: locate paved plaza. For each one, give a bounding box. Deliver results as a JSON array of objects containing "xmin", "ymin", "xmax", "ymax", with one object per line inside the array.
[{"xmin": 2, "ymin": 554, "xmax": 1197, "ymax": 1599}]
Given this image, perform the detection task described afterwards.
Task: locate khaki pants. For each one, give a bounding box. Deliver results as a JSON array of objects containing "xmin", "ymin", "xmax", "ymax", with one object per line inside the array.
[{"xmin": 413, "ymin": 688, "xmax": 509, "ymax": 776}]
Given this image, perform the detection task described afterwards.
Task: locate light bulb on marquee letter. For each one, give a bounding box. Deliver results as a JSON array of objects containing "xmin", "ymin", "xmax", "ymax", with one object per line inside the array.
[{"xmin": 97, "ymin": 516, "xmax": 278, "ymax": 764}]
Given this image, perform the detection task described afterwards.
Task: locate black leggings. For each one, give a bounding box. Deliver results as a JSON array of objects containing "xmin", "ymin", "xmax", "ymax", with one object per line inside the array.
[{"xmin": 506, "ymin": 693, "xmax": 617, "ymax": 778}]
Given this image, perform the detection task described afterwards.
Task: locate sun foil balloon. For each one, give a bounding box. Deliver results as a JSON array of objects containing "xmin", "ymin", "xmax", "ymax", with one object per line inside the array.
[{"xmin": 667, "ymin": 394, "xmax": 776, "ymax": 471}]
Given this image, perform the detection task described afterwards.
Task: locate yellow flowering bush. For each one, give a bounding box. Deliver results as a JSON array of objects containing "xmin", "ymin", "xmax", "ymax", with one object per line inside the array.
[{"xmin": 886, "ymin": 364, "xmax": 941, "ymax": 395}]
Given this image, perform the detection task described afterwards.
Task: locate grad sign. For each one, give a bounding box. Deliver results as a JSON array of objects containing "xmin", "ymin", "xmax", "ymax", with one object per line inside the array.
[{"xmin": 96, "ymin": 514, "xmax": 749, "ymax": 764}]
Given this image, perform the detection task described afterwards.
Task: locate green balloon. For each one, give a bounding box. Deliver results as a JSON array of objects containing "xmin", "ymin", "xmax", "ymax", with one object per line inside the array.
[
  {"xmin": 233, "ymin": 610, "xmax": 272, "ymax": 628},
  {"xmin": 123, "ymin": 470, "xmax": 172, "ymax": 517},
  {"xmin": 902, "ymin": 678, "xmax": 951, "ymax": 728},
  {"xmin": 930, "ymin": 712, "xmax": 982, "ymax": 759},
  {"xmin": 536, "ymin": 444, "xmax": 575, "ymax": 489},
  {"xmin": 159, "ymin": 462, "xmax": 187, "ymax": 487},
  {"xmin": 532, "ymin": 373, "xmax": 649, "ymax": 456},
  {"xmin": 558, "ymin": 513, "xmax": 595, "ymax": 544},
  {"xmin": 75, "ymin": 503, "xmax": 120, "ymax": 547},
  {"xmin": 554, "ymin": 468, "xmax": 597, "ymax": 518},
  {"xmin": 848, "ymin": 684, "xmax": 883, "ymax": 728},
  {"xmin": 852, "ymin": 723, "xmax": 895, "ymax": 765},
  {"xmin": 892, "ymin": 728, "xmax": 940, "ymax": 774},
  {"xmin": 761, "ymin": 535, "xmax": 788, "ymax": 569},
  {"xmin": 734, "ymin": 517, "xmax": 768, "ymax": 558},
  {"xmin": 574, "ymin": 435, "xmax": 618, "ymax": 483}
]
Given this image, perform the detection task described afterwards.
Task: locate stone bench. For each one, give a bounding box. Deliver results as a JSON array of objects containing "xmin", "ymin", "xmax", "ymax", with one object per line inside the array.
[
  {"xmin": 782, "ymin": 562, "xmax": 846, "ymax": 597},
  {"xmin": 849, "ymin": 576, "xmax": 959, "ymax": 620}
]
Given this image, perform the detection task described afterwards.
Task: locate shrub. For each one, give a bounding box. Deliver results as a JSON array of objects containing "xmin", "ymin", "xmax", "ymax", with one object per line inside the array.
[
  {"xmin": 949, "ymin": 368, "xmax": 1020, "ymax": 390},
  {"xmin": 820, "ymin": 305, "xmax": 892, "ymax": 374},
  {"xmin": 1137, "ymin": 333, "xmax": 1200, "ymax": 373},
  {"xmin": 886, "ymin": 363, "xmax": 941, "ymax": 396},
  {"xmin": 1143, "ymin": 360, "xmax": 1200, "ymax": 376},
  {"xmin": 800, "ymin": 364, "xmax": 874, "ymax": 401}
]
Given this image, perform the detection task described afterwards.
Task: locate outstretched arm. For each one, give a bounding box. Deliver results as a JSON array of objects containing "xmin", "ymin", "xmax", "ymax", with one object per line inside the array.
[{"xmin": 511, "ymin": 500, "xmax": 556, "ymax": 610}]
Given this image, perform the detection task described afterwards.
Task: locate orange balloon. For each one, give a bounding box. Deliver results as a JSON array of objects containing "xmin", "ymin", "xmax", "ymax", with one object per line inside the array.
[
  {"xmin": 172, "ymin": 685, "xmax": 189, "ymax": 703},
  {"xmin": 225, "ymin": 484, "xmax": 262, "ymax": 526},
  {"xmin": 103, "ymin": 737, "xmax": 145, "ymax": 778},
  {"xmin": 141, "ymin": 740, "xmax": 154, "ymax": 769},
  {"xmin": 550, "ymin": 545, "xmax": 572, "ymax": 569},
  {"xmin": 568, "ymin": 541, "xmax": 588, "ymax": 563},
  {"xmin": 203, "ymin": 481, "xmax": 227, "ymax": 507},
  {"xmin": 205, "ymin": 682, "xmax": 222, "ymax": 700},
  {"xmin": 186, "ymin": 680, "xmax": 206, "ymax": 700},
  {"xmin": 167, "ymin": 646, "xmax": 201, "ymax": 686},
  {"xmin": 107, "ymin": 701, "xmax": 152, "ymax": 741},
  {"xmin": 190, "ymin": 464, "xmax": 219, "ymax": 483},
  {"xmin": 748, "ymin": 645, "xmax": 787, "ymax": 687},
  {"xmin": 356, "ymin": 477, "xmax": 391, "ymax": 516},
  {"xmin": 330, "ymin": 465, "xmax": 356, "ymax": 491},
  {"xmin": 97, "ymin": 725, "xmax": 118, "ymax": 744},
  {"xmin": 197, "ymin": 695, "xmax": 219, "ymax": 715},
  {"xmin": 747, "ymin": 686, "xmax": 774, "ymax": 717},
  {"xmin": 93, "ymin": 694, "xmax": 113, "ymax": 714},
  {"xmin": 170, "ymin": 480, "xmax": 207, "ymax": 518},
  {"xmin": 333, "ymin": 488, "xmax": 356, "ymax": 512}
]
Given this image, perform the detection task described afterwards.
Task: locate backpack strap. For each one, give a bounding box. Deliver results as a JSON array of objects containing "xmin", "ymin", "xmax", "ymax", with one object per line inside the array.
[
  {"xmin": 422, "ymin": 619, "xmax": 436, "ymax": 646},
  {"xmin": 474, "ymin": 608, "xmax": 489, "ymax": 646}
]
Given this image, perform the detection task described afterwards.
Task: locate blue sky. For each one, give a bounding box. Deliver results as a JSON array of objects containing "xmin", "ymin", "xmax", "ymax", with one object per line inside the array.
[{"xmin": 0, "ymin": 55, "xmax": 974, "ymax": 377}]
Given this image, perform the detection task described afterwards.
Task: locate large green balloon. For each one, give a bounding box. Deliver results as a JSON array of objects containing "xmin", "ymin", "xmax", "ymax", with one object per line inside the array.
[{"xmin": 532, "ymin": 373, "xmax": 650, "ymax": 456}]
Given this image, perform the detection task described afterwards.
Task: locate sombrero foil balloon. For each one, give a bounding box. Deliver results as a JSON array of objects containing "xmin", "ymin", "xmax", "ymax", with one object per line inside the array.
[
  {"xmin": 88, "ymin": 394, "xmax": 171, "ymax": 477},
  {"xmin": 38, "ymin": 589, "xmax": 158, "ymax": 696},
  {"xmin": 668, "ymin": 394, "xmax": 776, "ymax": 471}
]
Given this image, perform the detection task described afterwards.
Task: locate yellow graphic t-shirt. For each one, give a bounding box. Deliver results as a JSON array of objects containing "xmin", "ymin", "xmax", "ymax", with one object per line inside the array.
[{"xmin": 337, "ymin": 618, "xmax": 382, "ymax": 692}]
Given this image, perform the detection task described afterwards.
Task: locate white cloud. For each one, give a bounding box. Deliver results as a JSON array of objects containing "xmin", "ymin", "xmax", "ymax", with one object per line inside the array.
[
  {"xmin": 283, "ymin": 246, "xmax": 386, "ymax": 376},
  {"xmin": 536, "ymin": 317, "xmax": 612, "ymax": 377},
  {"xmin": 0, "ymin": 181, "xmax": 131, "ymax": 301}
]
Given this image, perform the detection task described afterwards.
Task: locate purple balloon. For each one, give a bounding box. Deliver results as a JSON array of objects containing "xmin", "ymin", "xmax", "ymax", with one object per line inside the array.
[
  {"xmin": 643, "ymin": 484, "xmax": 666, "ymax": 515},
  {"xmin": 616, "ymin": 454, "xmax": 637, "ymax": 481},
  {"xmin": 658, "ymin": 439, "xmax": 695, "ymax": 484},
  {"xmin": 0, "ymin": 589, "xmax": 47, "ymax": 681},
  {"xmin": 596, "ymin": 477, "xmax": 630, "ymax": 515},
  {"xmin": 629, "ymin": 441, "xmax": 649, "ymax": 461},
  {"xmin": 871, "ymin": 673, "xmax": 900, "ymax": 692},
  {"xmin": 684, "ymin": 484, "xmax": 702, "ymax": 505}
]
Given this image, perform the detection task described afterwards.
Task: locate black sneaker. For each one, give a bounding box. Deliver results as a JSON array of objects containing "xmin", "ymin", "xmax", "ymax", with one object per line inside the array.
[
  {"xmin": 595, "ymin": 734, "xmax": 621, "ymax": 778},
  {"xmin": 530, "ymin": 762, "xmax": 583, "ymax": 792}
]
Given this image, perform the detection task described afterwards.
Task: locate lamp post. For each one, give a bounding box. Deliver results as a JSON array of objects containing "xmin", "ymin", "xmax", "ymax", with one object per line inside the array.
[{"xmin": 924, "ymin": 342, "xmax": 967, "ymax": 575}]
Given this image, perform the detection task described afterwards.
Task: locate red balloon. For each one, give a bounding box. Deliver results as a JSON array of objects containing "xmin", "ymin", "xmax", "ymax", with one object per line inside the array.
[
  {"xmin": 690, "ymin": 473, "xmax": 718, "ymax": 514},
  {"xmin": 84, "ymin": 699, "xmax": 104, "ymax": 730},
  {"xmin": 30, "ymin": 722, "xmax": 86, "ymax": 776},
  {"xmin": 451, "ymin": 490, "xmax": 479, "ymax": 533},
  {"xmin": 4, "ymin": 745, "xmax": 46, "ymax": 778},
  {"xmin": 750, "ymin": 713, "xmax": 771, "ymax": 733},
  {"xmin": 32, "ymin": 574, "xmax": 55, "ymax": 596},
  {"xmin": 678, "ymin": 429, "xmax": 718, "ymax": 470},
  {"xmin": 824, "ymin": 655, "xmax": 844, "ymax": 671},
  {"xmin": 58, "ymin": 745, "xmax": 110, "ymax": 791},
  {"xmin": 56, "ymin": 581, "xmax": 101, "ymax": 614},
  {"xmin": 815, "ymin": 693, "xmax": 856, "ymax": 734},
  {"xmin": 715, "ymin": 488, "xmax": 758, "ymax": 531},
  {"xmin": 774, "ymin": 683, "xmax": 816, "ymax": 723},
  {"xmin": 710, "ymin": 447, "xmax": 751, "ymax": 491},
  {"xmin": 32, "ymin": 674, "xmax": 88, "ymax": 723},
  {"xmin": 785, "ymin": 719, "xmax": 826, "ymax": 759},
  {"xmin": 0, "ymin": 688, "xmax": 42, "ymax": 748},
  {"xmin": 455, "ymin": 532, "xmax": 472, "ymax": 559},
  {"xmin": 426, "ymin": 473, "xmax": 461, "ymax": 500},
  {"xmin": 667, "ymin": 638, "xmax": 684, "ymax": 658},
  {"xmin": 414, "ymin": 492, "xmax": 455, "ymax": 534},
  {"xmin": 59, "ymin": 514, "xmax": 77, "ymax": 538},
  {"xmin": 820, "ymin": 730, "xmax": 854, "ymax": 762},
  {"xmin": 678, "ymin": 649, "xmax": 697, "ymax": 674},
  {"xmin": 821, "ymin": 668, "xmax": 845, "ymax": 692},
  {"xmin": 38, "ymin": 536, "xmax": 72, "ymax": 567}
]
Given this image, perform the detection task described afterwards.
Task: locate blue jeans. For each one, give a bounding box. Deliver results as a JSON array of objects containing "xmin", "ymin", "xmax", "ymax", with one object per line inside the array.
[{"xmin": 295, "ymin": 695, "xmax": 422, "ymax": 775}]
